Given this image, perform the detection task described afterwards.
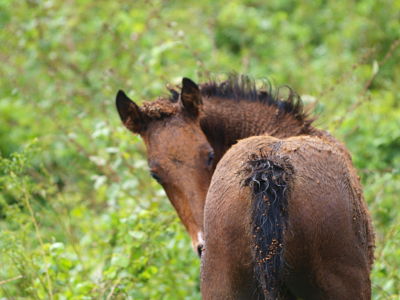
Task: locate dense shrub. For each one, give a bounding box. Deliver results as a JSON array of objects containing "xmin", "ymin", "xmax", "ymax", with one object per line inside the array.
[{"xmin": 0, "ymin": 0, "xmax": 399, "ymax": 298}]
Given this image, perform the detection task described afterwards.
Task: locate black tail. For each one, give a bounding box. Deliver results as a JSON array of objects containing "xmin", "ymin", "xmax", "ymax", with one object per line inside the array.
[{"xmin": 244, "ymin": 156, "xmax": 290, "ymax": 300}]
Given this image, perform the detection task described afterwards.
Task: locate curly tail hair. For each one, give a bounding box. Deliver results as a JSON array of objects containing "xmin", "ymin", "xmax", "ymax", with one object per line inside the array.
[{"xmin": 244, "ymin": 155, "xmax": 290, "ymax": 300}]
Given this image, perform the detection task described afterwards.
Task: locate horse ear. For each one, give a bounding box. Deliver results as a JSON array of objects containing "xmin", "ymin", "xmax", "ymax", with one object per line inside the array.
[
  {"xmin": 181, "ymin": 77, "xmax": 202, "ymax": 117},
  {"xmin": 168, "ymin": 88, "xmax": 179, "ymax": 103},
  {"xmin": 115, "ymin": 90, "xmax": 147, "ymax": 133}
]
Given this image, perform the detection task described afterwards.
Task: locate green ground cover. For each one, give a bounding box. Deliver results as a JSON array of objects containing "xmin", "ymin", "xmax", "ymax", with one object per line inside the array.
[{"xmin": 1, "ymin": 0, "xmax": 399, "ymax": 298}]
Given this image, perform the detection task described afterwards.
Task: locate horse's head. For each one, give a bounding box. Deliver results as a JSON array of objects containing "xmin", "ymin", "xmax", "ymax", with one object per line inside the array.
[{"xmin": 116, "ymin": 78, "xmax": 212, "ymax": 256}]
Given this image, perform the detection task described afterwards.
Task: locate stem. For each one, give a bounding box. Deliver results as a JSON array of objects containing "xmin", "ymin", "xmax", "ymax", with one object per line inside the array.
[{"xmin": 22, "ymin": 188, "xmax": 54, "ymax": 300}]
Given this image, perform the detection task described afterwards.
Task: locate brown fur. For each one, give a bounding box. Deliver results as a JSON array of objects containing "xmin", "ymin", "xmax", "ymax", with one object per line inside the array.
[
  {"xmin": 115, "ymin": 75, "xmax": 374, "ymax": 299},
  {"xmin": 115, "ymin": 76, "xmax": 324, "ymax": 250},
  {"xmin": 202, "ymin": 135, "xmax": 374, "ymax": 299}
]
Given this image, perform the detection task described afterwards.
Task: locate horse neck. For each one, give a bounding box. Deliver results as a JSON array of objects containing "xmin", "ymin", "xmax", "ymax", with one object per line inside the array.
[{"xmin": 200, "ymin": 97, "xmax": 315, "ymax": 162}]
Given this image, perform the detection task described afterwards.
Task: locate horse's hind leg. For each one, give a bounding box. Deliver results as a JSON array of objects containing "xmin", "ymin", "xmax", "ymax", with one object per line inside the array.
[
  {"xmin": 200, "ymin": 159, "xmax": 292, "ymax": 299},
  {"xmin": 281, "ymin": 288, "xmax": 297, "ymax": 300},
  {"xmin": 313, "ymin": 264, "xmax": 371, "ymax": 300},
  {"xmin": 201, "ymin": 195, "xmax": 259, "ymax": 299},
  {"xmin": 283, "ymin": 228, "xmax": 371, "ymax": 300},
  {"xmin": 201, "ymin": 162, "xmax": 262, "ymax": 299}
]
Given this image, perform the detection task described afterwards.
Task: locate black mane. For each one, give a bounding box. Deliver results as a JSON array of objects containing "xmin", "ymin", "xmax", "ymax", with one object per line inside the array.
[{"xmin": 169, "ymin": 74, "xmax": 308, "ymax": 122}]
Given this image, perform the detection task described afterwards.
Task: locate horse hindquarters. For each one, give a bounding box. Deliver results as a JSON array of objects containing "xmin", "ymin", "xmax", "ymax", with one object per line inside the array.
[
  {"xmin": 201, "ymin": 135, "xmax": 372, "ymax": 300},
  {"xmin": 279, "ymin": 137, "xmax": 372, "ymax": 300},
  {"xmin": 201, "ymin": 136, "xmax": 293, "ymax": 300}
]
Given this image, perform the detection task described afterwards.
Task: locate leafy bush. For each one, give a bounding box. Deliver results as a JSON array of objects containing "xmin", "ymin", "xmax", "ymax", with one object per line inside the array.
[{"xmin": 0, "ymin": 0, "xmax": 399, "ymax": 298}]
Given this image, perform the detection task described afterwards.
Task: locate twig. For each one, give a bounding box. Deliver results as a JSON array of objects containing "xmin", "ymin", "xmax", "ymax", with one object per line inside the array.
[
  {"xmin": 333, "ymin": 38, "xmax": 400, "ymax": 129},
  {"xmin": 22, "ymin": 189, "xmax": 54, "ymax": 300},
  {"xmin": 0, "ymin": 275, "xmax": 23, "ymax": 286},
  {"xmin": 318, "ymin": 48, "xmax": 376, "ymax": 100},
  {"xmin": 106, "ymin": 278, "xmax": 122, "ymax": 300},
  {"xmin": 363, "ymin": 39, "xmax": 400, "ymax": 92}
]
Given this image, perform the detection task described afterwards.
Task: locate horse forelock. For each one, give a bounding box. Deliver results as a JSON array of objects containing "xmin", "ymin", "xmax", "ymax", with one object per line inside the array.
[{"xmin": 140, "ymin": 98, "xmax": 180, "ymax": 120}]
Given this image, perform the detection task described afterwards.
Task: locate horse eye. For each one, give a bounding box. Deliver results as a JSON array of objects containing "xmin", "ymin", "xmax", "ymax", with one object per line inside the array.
[
  {"xmin": 207, "ymin": 151, "xmax": 214, "ymax": 168},
  {"xmin": 150, "ymin": 171, "xmax": 162, "ymax": 183}
]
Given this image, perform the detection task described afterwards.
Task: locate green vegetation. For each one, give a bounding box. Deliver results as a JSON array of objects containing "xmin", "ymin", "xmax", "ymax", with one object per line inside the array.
[{"xmin": 1, "ymin": 0, "xmax": 399, "ymax": 298}]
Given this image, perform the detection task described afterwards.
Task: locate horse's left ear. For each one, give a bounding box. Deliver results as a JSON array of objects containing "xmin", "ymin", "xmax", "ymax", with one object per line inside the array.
[
  {"xmin": 181, "ymin": 77, "xmax": 202, "ymax": 117},
  {"xmin": 115, "ymin": 90, "xmax": 147, "ymax": 133}
]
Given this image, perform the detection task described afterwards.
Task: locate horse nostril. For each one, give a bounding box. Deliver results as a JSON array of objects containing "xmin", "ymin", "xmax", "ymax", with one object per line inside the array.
[{"xmin": 197, "ymin": 244, "xmax": 204, "ymax": 257}]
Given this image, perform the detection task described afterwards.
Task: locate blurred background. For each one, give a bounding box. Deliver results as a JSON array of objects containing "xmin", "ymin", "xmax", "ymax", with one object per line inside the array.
[{"xmin": 0, "ymin": 0, "xmax": 399, "ymax": 298}]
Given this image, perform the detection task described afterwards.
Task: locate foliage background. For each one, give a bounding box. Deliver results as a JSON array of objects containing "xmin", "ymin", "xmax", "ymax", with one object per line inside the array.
[{"xmin": 1, "ymin": 0, "xmax": 399, "ymax": 298}]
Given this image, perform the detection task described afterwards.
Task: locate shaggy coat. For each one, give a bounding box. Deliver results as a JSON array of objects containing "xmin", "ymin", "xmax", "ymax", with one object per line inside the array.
[{"xmin": 116, "ymin": 75, "xmax": 374, "ymax": 299}]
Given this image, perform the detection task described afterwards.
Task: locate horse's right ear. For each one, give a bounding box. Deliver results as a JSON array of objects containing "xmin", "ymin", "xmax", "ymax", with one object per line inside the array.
[
  {"xmin": 181, "ymin": 77, "xmax": 202, "ymax": 117},
  {"xmin": 115, "ymin": 90, "xmax": 146, "ymax": 133}
]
